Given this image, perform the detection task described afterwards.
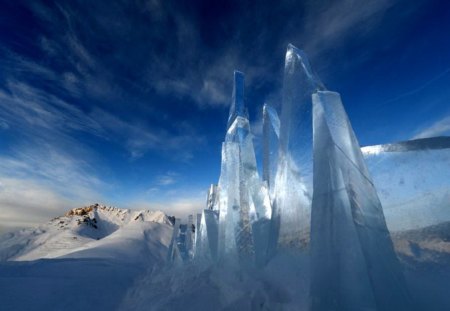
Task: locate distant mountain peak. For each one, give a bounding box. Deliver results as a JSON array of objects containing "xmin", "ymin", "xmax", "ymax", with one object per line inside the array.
[{"xmin": 0, "ymin": 204, "xmax": 175, "ymax": 262}]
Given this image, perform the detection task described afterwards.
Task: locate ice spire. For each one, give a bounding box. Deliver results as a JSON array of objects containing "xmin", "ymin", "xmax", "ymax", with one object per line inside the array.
[
  {"xmin": 309, "ymin": 90, "xmax": 413, "ymax": 311},
  {"xmin": 269, "ymin": 44, "xmax": 324, "ymax": 253},
  {"xmin": 215, "ymin": 71, "xmax": 272, "ymax": 265},
  {"xmin": 227, "ymin": 71, "xmax": 248, "ymax": 129}
]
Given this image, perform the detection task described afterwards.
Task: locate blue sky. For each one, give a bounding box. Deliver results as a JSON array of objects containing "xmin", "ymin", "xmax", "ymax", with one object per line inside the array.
[{"xmin": 1, "ymin": 0, "xmax": 450, "ymax": 229}]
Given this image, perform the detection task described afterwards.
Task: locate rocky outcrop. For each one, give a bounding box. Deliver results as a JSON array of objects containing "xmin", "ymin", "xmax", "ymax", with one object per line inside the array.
[{"xmin": 66, "ymin": 204, "xmax": 98, "ymax": 216}]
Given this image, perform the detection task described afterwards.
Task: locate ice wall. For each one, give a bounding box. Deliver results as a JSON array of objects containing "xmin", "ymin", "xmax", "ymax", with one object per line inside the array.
[
  {"xmin": 362, "ymin": 136, "xmax": 450, "ymax": 231},
  {"xmin": 310, "ymin": 90, "xmax": 413, "ymax": 311}
]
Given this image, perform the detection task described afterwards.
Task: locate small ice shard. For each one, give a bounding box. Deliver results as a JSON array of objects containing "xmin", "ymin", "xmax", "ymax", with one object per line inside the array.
[
  {"xmin": 206, "ymin": 184, "xmax": 219, "ymax": 211},
  {"xmin": 309, "ymin": 90, "xmax": 413, "ymax": 311},
  {"xmin": 196, "ymin": 209, "xmax": 219, "ymax": 261},
  {"xmin": 167, "ymin": 218, "xmax": 181, "ymax": 263}
]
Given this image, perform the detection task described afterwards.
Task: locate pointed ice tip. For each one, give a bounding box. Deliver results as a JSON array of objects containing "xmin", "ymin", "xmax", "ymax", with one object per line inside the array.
[
  {"xmin": 287, "ymin": 43, "xmax": 301, "ymax": 53},
  {"xmin": 285, "ymin": 43, "xmax": 326, "ymax": 91},
  {"xmin": 227, "ymin": 69, "xmax": 247, "ymax": 129},
  {"xmin": 286, "ymin": 43, "xmax": 309, "ymax": 63}
]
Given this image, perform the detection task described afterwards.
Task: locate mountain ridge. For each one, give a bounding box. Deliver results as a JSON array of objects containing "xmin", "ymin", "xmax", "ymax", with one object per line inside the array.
[{"xmin": 0, "ymin": 203, "xmax": 175, "ymax": 262}]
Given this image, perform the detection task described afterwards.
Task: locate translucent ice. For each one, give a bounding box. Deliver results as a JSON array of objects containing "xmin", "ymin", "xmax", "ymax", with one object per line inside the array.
[
  {"xmin": 270, "ymin": 44, "xmax": 323, "ymax": 251},
  {"xmin": 262, "ymin": 103, "xmax": 280, "ymax": 190},
  {"xmin": 362, "ymin": 136, "xmax": 450, "ymax": 232},
  {"xmin": 217, "ymin": 141, "xmax": 241, "ymax": 260},
  {"xmin": 196, "ymin": 209, "xmax": 219, "ymax": 261},
  {"xmin": 227, "ymin": 71, "xmax": 248, "ymax": 129},
  {"xmin": 185, "ymin": 214, "xmax": 195, "ymax": 259},
  {"xmin": 206, "ymin": 184, "xmax": 219, "ymax": 211},
  {"xmin": 167, "ymin": 218, "xmax": 183, "ymax": 263},
  {"xmin": 193, "ymin": 213, "xmax": 202, "ymax": 258},
  {"xmin": 176, "ymin": 224, "xmax": 189, "ymax": 262},
  {"xmin": 310, "ymin": 90, "xmax": 413, "ymax": 311},
  {"xmin": 214, "ymin": 71, "xmax": 272, "ymax": 264}
]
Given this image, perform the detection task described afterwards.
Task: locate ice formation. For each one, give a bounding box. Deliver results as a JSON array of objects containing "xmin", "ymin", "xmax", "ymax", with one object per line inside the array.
[
  {"xmin": 262, "ymin": 103, "xmax": 280, "ymax": 191},
  {"xmin": 269, "ymin": 44, "xmax": 325, "ymax": 252},
  {"xmin": 310, "ymin": 90, "xmax": 413, "ymax": 310},
  {"xmin": 185, "ymin": 214, "xmax": 195, "ymax": 259},
  {"xmin": 196, "ymin": 71, "xmax": 272, "ymax": 265},
  {"xmin": 206, "ymin": 184, "xmax": 219, "ymax": 211},
  {"xmin": 165, "ymin": 43, "xmax": 450, "ymax": 310},
  {"xmin": 193, "ymin": 213, "xmax": 202, "ymax": 257},
  {"xmin": 196, "ymin": 209, "xmax": 219, "ymax": 261},
  {"xmin": 167, "ymin": 218, "xmax": 181, "ymax": 263}
]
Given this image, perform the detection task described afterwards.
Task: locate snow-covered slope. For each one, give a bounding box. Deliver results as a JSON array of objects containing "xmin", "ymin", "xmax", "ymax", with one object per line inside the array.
[
  {"xmin": 0, "ymin": 204, "xmax": 176, "ymax": 311},
  {"xmin": 0, "ymin": 204, "xmax": 174, "ymax": 262}
]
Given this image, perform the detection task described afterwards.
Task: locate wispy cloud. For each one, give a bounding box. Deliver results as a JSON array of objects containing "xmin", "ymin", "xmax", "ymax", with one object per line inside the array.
[
  {"xmin": 302, "ymin": 0, "xmax": 395, "ymax": 54},
  {"xmin": 130, "ymin": 198, "xmax": 204, "ymax": 219},
  {"xmin": 0, "ymin": 142, "xmax": 103, "ymax": 199},
  {"xmin": 0, "ymin": 143, "xmax": 103, "ymax": 229},
  {"xmin": 0, "ymin": 119, "xmax": 8, "ymax": 130},
  {"xmin": 0, "ymin": 80, "xmax": 103, "ymax": 136},
  {"xmin": 0, "ymin": 177, "xmax": 74, "ymax": 229},
  {"xmin": 0, "ymin": 72, "xmax": 204, "ymax": 228},
  {"xmin": 154, "ymin": 171, "xmax": 180, "ymax": 186},
  {"xmin": 412, "ymin": 114, "xmax": 450, "ymax": 139}
]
